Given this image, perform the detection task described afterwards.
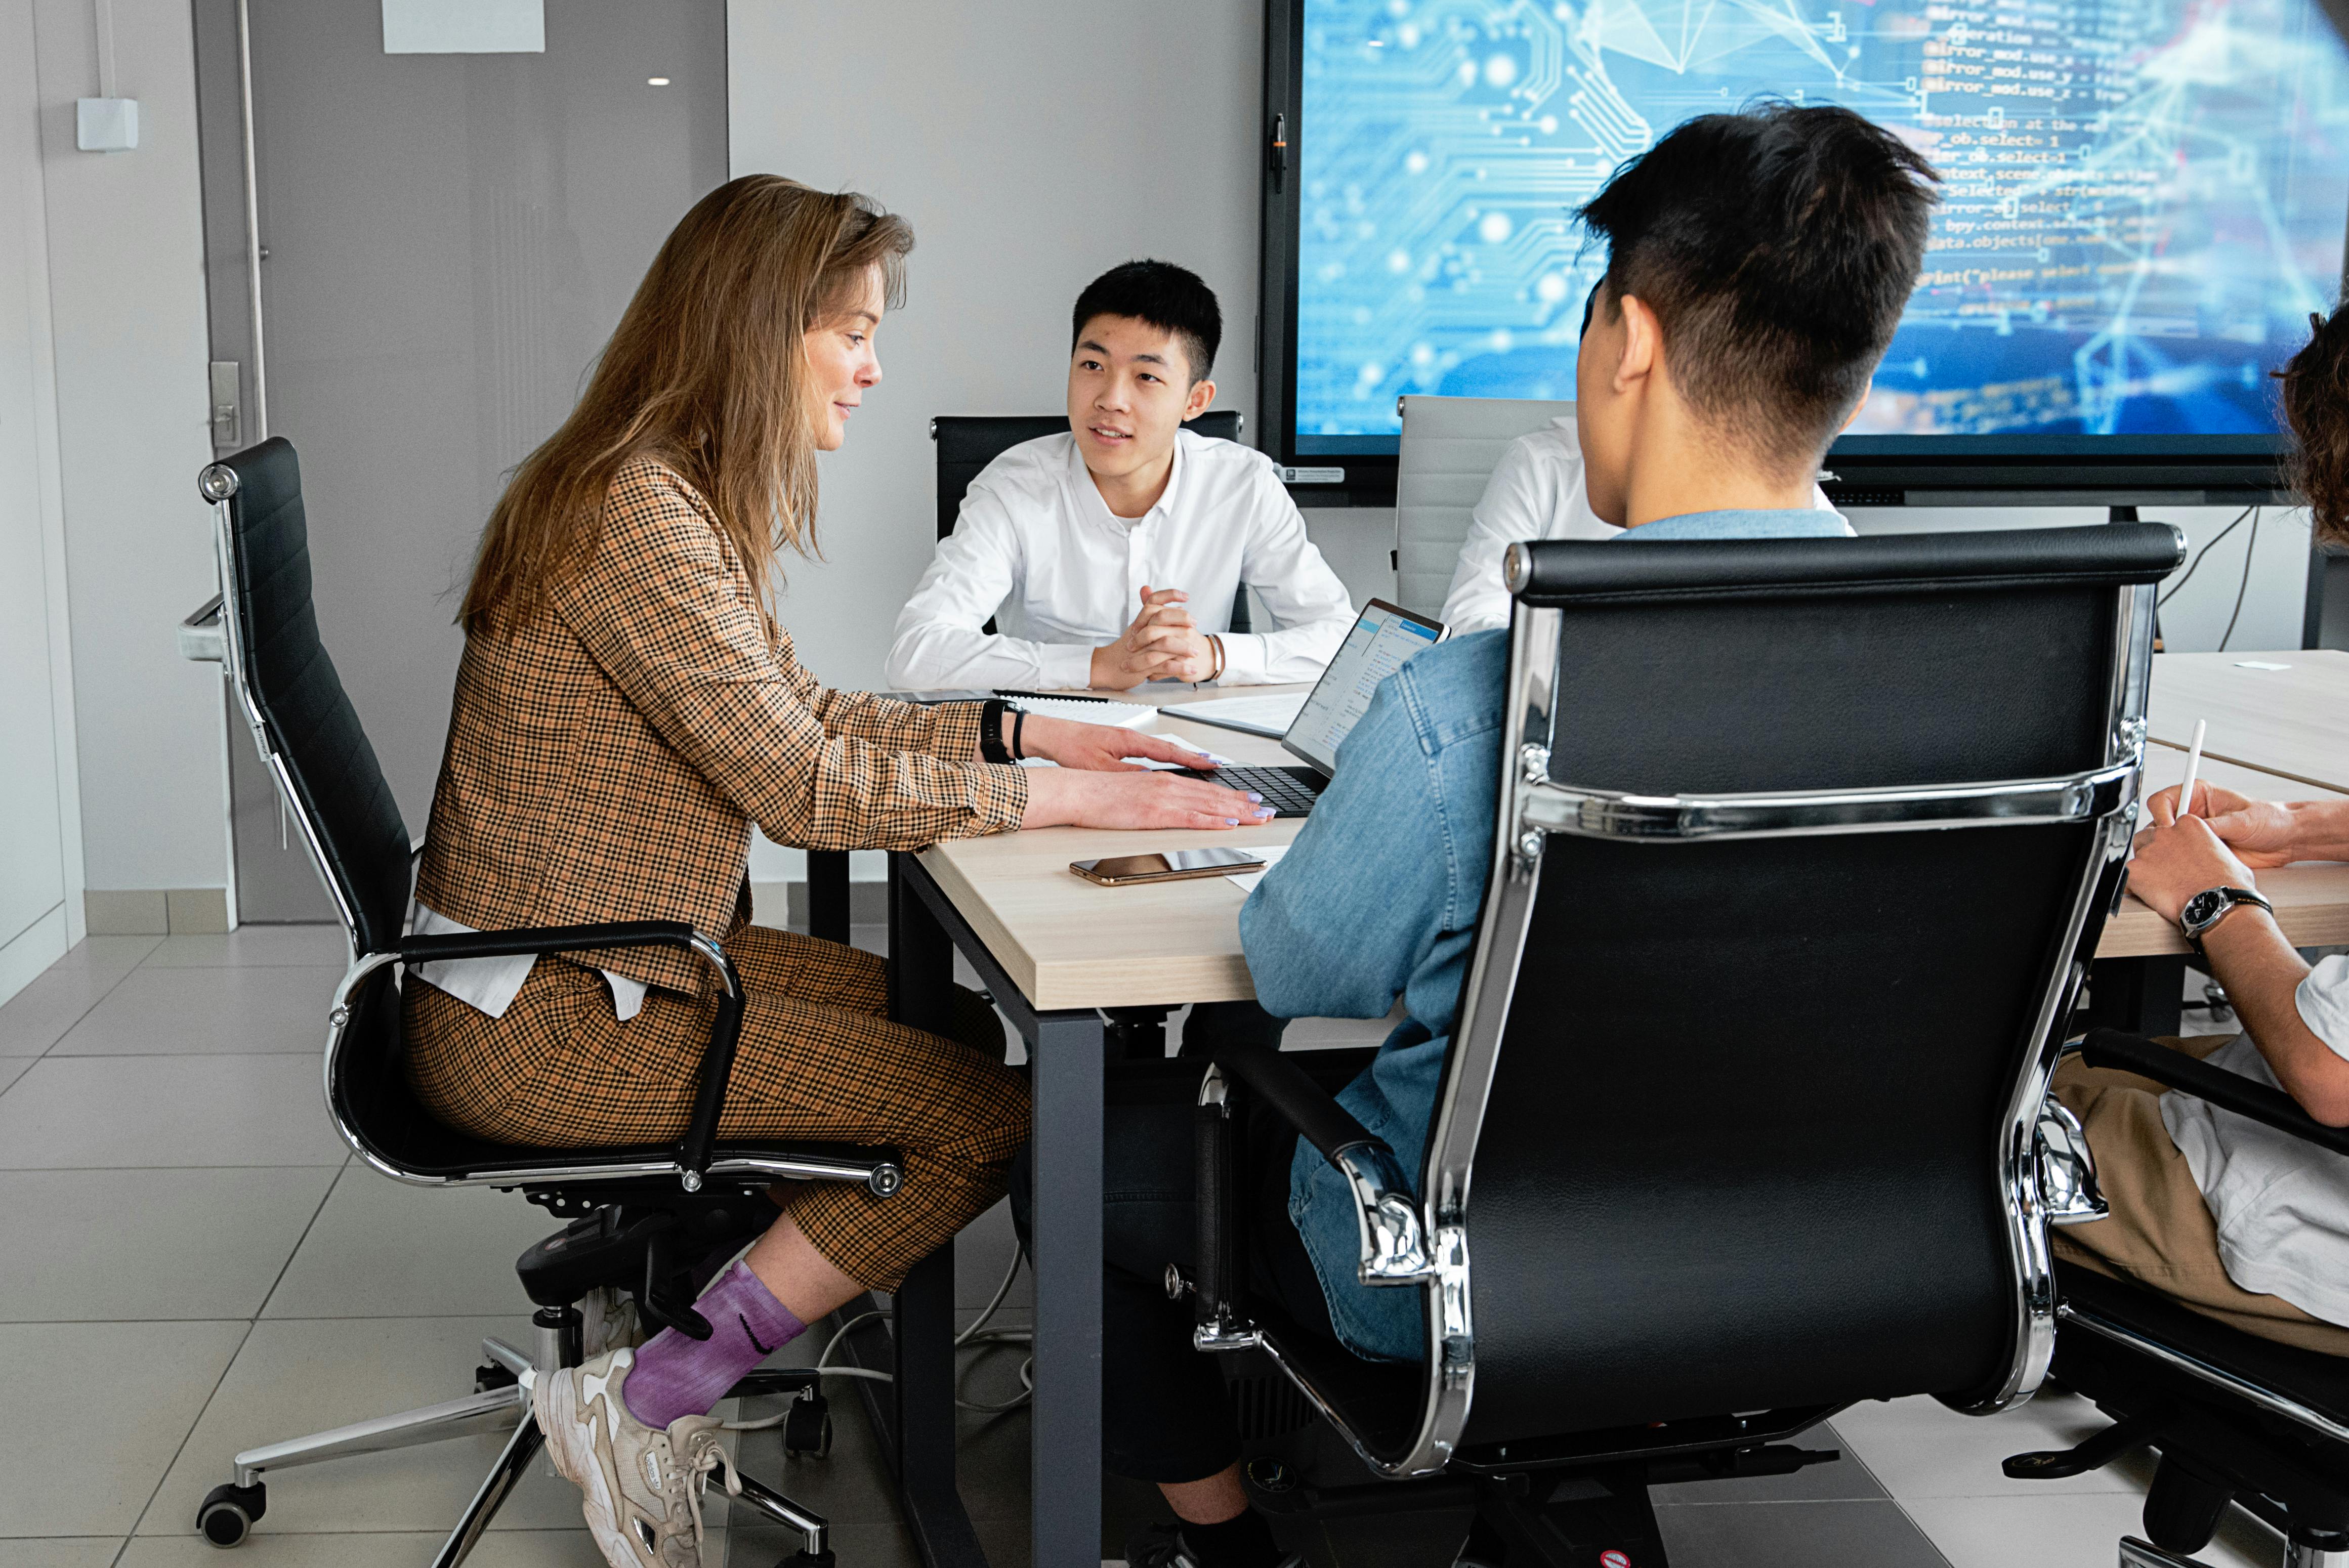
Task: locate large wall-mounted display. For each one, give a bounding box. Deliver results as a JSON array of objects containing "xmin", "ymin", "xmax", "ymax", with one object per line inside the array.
[{"xmin": 1261, "ymin": 0, "xmax": 2349, "ymax": 499}]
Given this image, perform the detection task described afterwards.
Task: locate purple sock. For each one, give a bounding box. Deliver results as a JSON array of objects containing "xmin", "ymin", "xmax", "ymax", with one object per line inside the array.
[{"xmin": 621, "ymin": 1261, "xmax": 807, "ymax": 1429}]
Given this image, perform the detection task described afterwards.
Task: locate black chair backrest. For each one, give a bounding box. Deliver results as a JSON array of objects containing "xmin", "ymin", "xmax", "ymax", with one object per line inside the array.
[
  {"xmin": 931, "ymin": 410, "xmax": 1244, "ymax": 539},
  {"xmin": 1449, "ymin": 525, "xmax": 2177, "ymax": 1448},
  {"xmin": 207, "ymin": 437, "xmax": 411, "ymax": 957}
]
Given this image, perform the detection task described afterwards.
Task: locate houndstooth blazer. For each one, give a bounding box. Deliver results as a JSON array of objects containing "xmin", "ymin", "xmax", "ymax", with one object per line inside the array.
[{"xmin": 415, "ymin": 458, "xmax": 1027, "ymax": 995}]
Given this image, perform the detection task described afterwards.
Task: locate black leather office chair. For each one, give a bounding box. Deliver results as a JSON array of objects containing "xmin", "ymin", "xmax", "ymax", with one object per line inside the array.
[
  {"xmin": 189, "ymin": 438, "xmax": 880, "ymax": 1568},
  {"xmin": 2002, "ymin": 1029, "xmax": 2349, "ymax": 1568},
  {"xmin": 1178, "ymin": 524, "xmax": 2185, "ymax": 1565}
]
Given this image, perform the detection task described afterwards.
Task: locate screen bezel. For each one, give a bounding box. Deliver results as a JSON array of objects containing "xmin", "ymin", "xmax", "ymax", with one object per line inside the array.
[
  {"xmin": 1254, "ymin": 0, "xmax": 2329, "ymax": 507},
  {"xmin": 1280, "ymin": 596, "xmax": 1449, "ymax": 776}
]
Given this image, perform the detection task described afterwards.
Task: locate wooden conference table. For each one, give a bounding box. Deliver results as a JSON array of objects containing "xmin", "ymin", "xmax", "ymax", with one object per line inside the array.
[{"xmin": 864, "ymin": 653, "xmax": 2349, "ymax": 1568}]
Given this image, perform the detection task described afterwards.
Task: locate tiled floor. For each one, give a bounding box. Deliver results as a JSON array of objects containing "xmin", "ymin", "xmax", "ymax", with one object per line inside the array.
[{"xmin": 0, "ymin": 925, "xmax": 2300, "ymax": 1567}]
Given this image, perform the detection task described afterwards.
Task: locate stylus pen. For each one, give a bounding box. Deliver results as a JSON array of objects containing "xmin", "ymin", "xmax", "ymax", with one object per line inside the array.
[{"xmin": 2179, "ymin": 718, "xmax": 2208, "ymax": 819}]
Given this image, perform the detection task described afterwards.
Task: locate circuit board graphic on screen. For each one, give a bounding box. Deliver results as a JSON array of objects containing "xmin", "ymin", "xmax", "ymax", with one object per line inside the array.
[{"xmin": 1294, "ymin": 0, "xmax": 2349, "ymax": 451}]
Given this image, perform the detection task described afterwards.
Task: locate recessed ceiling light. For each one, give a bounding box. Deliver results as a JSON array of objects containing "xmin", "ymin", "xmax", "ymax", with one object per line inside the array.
[{"xmin": 646, "ymin": 75, "xmax": 670, "ymax": 86}]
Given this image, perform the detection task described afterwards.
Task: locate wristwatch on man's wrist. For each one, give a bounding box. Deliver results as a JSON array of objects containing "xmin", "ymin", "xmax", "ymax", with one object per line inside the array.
[{"xmin": 2178, "ymin": 884, "xmax": 2274, "ymax": 945}]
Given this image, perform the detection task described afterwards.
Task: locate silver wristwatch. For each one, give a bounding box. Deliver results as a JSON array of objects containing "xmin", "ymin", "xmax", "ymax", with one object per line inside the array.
[{"xmin": 2178, "ymin": 884, "xmax": 2274, "ymax": 944}]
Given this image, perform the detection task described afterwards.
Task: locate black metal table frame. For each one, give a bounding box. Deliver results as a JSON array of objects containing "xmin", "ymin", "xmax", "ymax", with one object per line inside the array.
[{"xmin": 820, "ymin": 851, "xmax": 1108, "ymax": 1568}]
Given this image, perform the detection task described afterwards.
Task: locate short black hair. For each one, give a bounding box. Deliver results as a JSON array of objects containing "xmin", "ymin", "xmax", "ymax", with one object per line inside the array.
[
  {"xmin": 1578, "ymin": 103, "xmax": 1940, "ymax": 470},
  {"xmin": 1071, "ymin": 260, "xmax": 1222, "ymax": 385}
]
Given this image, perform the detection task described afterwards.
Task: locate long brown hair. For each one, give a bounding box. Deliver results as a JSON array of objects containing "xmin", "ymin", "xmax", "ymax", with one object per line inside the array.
[
  {"xmin": 2281, "ymin": 305, "xmax": 2349, "ymax": 548},
  {"xmin": 459, "ymin": 176, "xmax": 913, "ymax": 632}
]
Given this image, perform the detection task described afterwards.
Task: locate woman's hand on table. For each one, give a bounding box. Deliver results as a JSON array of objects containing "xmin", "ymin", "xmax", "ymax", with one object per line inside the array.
[
  {"xmin": 1020, "ymin": 766, "xmax": 1274, "ymax": 831},
  {"xmin": 1018, "ymin": 714, "xmax": 1211, "ymax": 774}
]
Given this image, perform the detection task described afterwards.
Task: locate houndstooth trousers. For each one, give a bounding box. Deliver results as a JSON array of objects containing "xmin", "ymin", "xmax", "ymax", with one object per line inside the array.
[{"xmin": 404, "ymin": 921, "xmax": 1028, "ymax": 1292}]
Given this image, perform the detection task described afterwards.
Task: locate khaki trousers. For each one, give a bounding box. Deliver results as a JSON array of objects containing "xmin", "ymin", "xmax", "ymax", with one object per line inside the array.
[{"xmin": 2051, "ymin": 1034, "xmax": 2349, "ymax": 1357}]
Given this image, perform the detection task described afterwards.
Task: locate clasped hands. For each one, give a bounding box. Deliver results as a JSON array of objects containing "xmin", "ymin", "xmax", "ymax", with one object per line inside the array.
[{"xmin": 1089, "ymin": 585, "xmax": 1215, "ymax": 690}]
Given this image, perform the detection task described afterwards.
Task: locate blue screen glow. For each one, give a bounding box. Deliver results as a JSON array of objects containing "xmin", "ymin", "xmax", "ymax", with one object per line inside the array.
[{"xmin": 1295, "ymin": 0, "xmax": 2349, "ymax": 452}]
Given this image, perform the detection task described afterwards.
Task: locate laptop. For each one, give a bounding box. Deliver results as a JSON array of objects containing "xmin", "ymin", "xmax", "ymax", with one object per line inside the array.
[{"xmin": 1175, "ymin": 598, "xmax": 1447, "ymax": 817}]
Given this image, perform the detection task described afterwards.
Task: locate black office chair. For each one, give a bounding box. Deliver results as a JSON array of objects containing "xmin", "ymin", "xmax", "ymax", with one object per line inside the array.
[
  {"xmin": 1176, "ymin": 524, "xmax": 2185, "ymax": 1565},
  {"xmin": 2001, "ymin": 1029, "xmax": 2349, "ymax": 1568},
  {"xmin": 804, "ymin": 410, "xmax": 1250, "ymax": 1033},
  {"xmin": 189, "ymin": 438, "xmax": 880, "ymax": 1568}
]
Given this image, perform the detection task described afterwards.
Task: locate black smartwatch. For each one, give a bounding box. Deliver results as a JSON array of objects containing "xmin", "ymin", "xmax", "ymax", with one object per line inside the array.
[
  {"xmin": 2178, "ymin": 884, "xmax": 2274, "ymax": 947},
  {"xmin": 977, "ymin": 699, "xmax": 1014, "ymax": 766}
]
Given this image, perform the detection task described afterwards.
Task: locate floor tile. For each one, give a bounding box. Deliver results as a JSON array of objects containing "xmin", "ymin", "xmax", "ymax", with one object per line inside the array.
[
  {"xmin": 1829, "ymin": 1390, "xmax": 2146, "ymax": 1499},
  {"xmin": 0, "ymin": 944, "xmax": 150, "ymax": 1056},
  {"xmin": 0, "ymin": 1056, "xmax": 29, "ymax": 1097},
  {"xmin": 264, "ymin": 1165, "xmax": 574, "ymax": 1319},
  {"xmin": 1657, "ymin": 1419, "xmax": 1892, "ymax": 1503},
  {"xmin": 732, "ymin": 1373, "xmax": 913, "ymax": 1528},
  {"xmin": 48, "ymin": 966, "xmax": 345, "ymax": 1056},
  {"xmin": 0, "ymin": 1320, "xmax": 247, "ymax": 1537},
  {"xmin": 140, "ymin": 925, "xmax": 350, "ymax": 969},
  {"xmin": 0, "ymin": 1541, "xmax": 129, "ymax": 1568},
  {"xmin": 0, "ymin": 1166, "xmax": 337, "ymax": 1322},
  {"xmin": 55, "ymin": 934, "xmax": 165, "ymax": 972},
  {"xmin": 1899, "ymin": 1491, "xmax": 2271, "ymax": 1568},
  {"xmin": 0, "ymin": 1056, "xmax": 350, "ymax": 1167},
  {"xmin": 1653, "ymin": 1498, "xmax": 1953, "ymax": 1567},
  {"xmin": 141, "ymin": 1315, "xmax": 584, "ymax": 1538},
  {"xmin": 114, "ymin": 1527, "xmax": 723, "ymax": 1565}
]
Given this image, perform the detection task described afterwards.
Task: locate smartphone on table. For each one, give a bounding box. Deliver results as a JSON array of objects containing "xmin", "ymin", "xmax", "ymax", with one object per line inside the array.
[{"xmin": 1069, "ymin": 847, "xmax": 1266, "ymax": 887}]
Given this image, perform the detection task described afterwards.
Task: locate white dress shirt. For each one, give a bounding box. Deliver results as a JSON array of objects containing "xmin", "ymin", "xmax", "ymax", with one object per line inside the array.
[
  {"xmin": 1439, "ymin": 415, "xmax": 1847, "ymax": 634},
  {"xmin": 886, "ymin": 430, "xmax": 1355, "ymax": 691},
  {"xmin": 2159, "ymin": 956, "xmax": 2349, "ymax": 1326}
]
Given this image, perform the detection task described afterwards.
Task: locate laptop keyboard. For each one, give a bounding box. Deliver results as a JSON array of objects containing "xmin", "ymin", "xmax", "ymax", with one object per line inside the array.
[{"xmin": 1177, "ymin": 764, "xmax": 1326, "ymax": 819}]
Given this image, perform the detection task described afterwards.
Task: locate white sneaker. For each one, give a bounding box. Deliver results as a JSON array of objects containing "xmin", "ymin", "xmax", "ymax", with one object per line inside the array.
[
  {"xmin": 530, "ymin": 1348, "xmax": 741, "ymax": 1567},
  {"xmin": 579, "ymin": 1285, "xmax": 644, "ymax": 1360}
]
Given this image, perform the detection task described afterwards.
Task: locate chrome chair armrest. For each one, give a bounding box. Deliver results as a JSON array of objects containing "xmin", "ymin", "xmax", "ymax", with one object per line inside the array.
[
  {"xmin": 2081, "ymin": 1029, "xmax": 2349, "ymax": 1156},
  {"xmin": 1201, "ymin": 1040, "xmax": 1434, "ymax": 1288},
  {"xmin": 394, "ymin": 920, "xmax": 743, "ymax": 1189},
  {"xmin": 2035, "ymin": 1096, "xmax": 2107, "ymax": 1226}
]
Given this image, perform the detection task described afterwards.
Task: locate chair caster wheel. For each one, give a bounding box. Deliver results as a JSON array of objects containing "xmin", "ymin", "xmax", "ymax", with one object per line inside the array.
[
  {"xmin": 474, "ymin": 1361, "xmax": 519, "ymax": 1393},
  {"xmin": 782, "ymin": 1390, "xmax": 832, "ymax": 1459},
  {"xmin": 196, "ymin": 1480, "xmax": 266, "ymax": 1547},
  {"xmin": 778, "ymin": 1551, "xmax": 835, "ymax": 1568}
]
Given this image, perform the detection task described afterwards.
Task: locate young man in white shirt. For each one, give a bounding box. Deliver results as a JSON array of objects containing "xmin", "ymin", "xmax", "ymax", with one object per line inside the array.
[
  {"xmin": 887, "ymin": 261, "xmax": 1355, "ymax": 691},
  {"xmin": 1436, "ymin": 292, "xmax": 1850, "ymax": 635}
]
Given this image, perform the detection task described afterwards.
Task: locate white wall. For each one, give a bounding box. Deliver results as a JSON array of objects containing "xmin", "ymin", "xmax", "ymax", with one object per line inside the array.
[
  {"xmin": 0, "ymin": 0, "xmax": 85, "ymax": 1003},
  {"xmin": 726, "ymin": 0, "xmax": 1266, "ymax": 883},
  {"xmin": 30, "ymin": 0, "xmax": 228, "ymax": 898}
]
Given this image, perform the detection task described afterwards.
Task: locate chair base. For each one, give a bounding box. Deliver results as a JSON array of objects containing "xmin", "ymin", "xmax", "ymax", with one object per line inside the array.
[{"xmin": 196, "ymin": 1326, "xmax": 836, "ymax": 1565}]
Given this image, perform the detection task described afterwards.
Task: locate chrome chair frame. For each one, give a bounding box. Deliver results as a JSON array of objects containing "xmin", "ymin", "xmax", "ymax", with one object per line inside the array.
[
  {"xmin": 189, "ymin": 449, "xmax": 871, "ymax": 1566},
  {"xmin": 1192, "ymin": 536, "xmax": 2157, "ymax": 1481}
]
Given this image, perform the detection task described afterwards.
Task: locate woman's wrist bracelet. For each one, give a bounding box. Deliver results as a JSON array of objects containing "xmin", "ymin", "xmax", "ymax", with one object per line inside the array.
[
  {"xmin": 977, "ymin": 699, "xmax": 1014, "ymax": 765},
  {"xmin": 1011, "ymin": 709, "xmax": 1026, "ymax": 761}
]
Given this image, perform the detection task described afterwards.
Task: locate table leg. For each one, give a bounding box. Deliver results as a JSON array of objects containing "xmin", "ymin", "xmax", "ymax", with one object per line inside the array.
[
  {"xmin": 885, "ymin": 856, "xmax": 987, "ymax": 1568},
  {"xmin": 1029, "ymin": 1010, "xmax": 1107, "ymax": 1568},
  {"xmin": 2083, "ymin": 956, "xmax": 2187, "ymax": 1037},
  {"xmin": 807, "ymin": 848, "xmax": 853, "ymax": 946}
]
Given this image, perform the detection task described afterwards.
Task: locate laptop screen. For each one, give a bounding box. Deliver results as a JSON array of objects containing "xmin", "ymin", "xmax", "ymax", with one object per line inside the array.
[{"xmin": 1282, "ymin": 598, "xmax": 1446, "ymax": 776}]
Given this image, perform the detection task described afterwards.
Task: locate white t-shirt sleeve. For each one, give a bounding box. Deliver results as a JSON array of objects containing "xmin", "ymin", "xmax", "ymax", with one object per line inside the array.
[
  {"xmin": 885, "ymin": 482, "xmax": 1095, "ymax": 691},
  {"xmin": 2297, "ymin": 954, "xmax": 2349, "ymax": 1063},
  {"xmin": 1221, "ymin": 476, "xmax": 1355, "ymax": 685}
]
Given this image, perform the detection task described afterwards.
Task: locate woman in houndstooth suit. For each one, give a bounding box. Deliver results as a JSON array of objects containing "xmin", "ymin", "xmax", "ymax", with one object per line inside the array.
[{"xmin": 404, "ymin": 175, "xmax": 1272, "ymax": 1566}]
